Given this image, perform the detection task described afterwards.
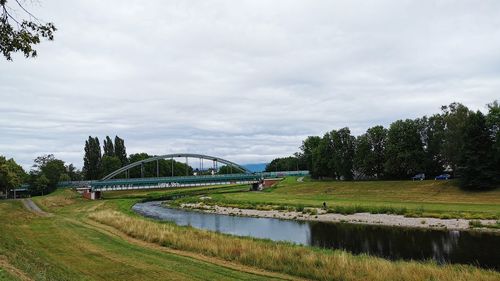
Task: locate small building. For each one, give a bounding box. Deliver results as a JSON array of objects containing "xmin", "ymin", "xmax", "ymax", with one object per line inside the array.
[
  {"xmin": 9, "ymin": 188, "xmax": 30, "ymax": 199},
  {"xmin": 80, "ymin": 188, "xmax": 102, "ymax": 200}
]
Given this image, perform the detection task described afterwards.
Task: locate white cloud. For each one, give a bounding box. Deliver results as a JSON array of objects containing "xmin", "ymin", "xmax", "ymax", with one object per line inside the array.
[{"xmin": 1, "ymin": 0, "xmax": 499, "ymax": 170}]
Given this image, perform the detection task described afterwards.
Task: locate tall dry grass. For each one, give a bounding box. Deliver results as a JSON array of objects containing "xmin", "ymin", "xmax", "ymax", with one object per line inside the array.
[{"xmin": 89, "ymin": 210, "xmax": 499, "ymax": 281}]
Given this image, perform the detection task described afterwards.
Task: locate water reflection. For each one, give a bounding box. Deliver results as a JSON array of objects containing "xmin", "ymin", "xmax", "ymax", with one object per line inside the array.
[{"xmin": 133, "ymin": 201, "xmax": 499, "ymax": 270}]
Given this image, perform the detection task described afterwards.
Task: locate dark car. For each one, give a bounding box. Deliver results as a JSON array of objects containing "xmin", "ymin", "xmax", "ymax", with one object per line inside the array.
[
  {"xmin": 412, "ymin": 173, "xmax": 425, "ymax": 181},
  {"xmin": 435, "ymin": 174, "xmax": 451, "ymax": 180}
]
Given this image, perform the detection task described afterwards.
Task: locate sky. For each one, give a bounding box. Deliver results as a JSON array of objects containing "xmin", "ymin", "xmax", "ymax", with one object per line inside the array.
[{"xmin": 1, "ymin": 0, "xmax": 500, "ymax": 170}]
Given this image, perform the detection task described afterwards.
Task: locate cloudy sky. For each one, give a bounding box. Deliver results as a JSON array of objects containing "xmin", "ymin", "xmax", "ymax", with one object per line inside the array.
[{"xmin": 1, "ymin": 0, "xmax": 499, "ymax": 170}]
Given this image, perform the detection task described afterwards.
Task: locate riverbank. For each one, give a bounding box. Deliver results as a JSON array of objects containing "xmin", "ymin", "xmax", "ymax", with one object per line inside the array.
[
  {"xmin": 3, "ymin": 188, "xmax": 499, "ymax": 281},
  {"xmin": 179, "ymin": 202, "xmax": 500, "ymax": 231},
  {"xmin": 176, "ymin": 177, "xmax": 500, "ymax": 221}
]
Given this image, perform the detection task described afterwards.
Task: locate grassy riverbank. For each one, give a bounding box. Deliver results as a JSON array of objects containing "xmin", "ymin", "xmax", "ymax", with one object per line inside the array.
[
  {"xmin": 0, "ymin": 184, "xmax": 499, "ymax": 280},
  {"xmin": 0, "ymin": 189, "xmax": 293, "ymax": 281},
  {"xmin": 174, "ymin": 177, "xmax": 500, "ymax": 219}
]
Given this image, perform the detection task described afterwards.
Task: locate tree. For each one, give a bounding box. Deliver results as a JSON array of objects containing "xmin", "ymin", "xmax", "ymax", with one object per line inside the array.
[
  {"xmin": 300, "ymin": 136, "xmax": 321, "ymax": 174},
  {"xmin": 328, "ymin": 128, "xmax": 355, "ymax": 180},
  {"xmin": 32, "ymin": 154, "xmax": 55, "ymax": 171},
  {"xmin": 219, "ymin": 165, "xmax": 246, "ymax": 174},
  {"xmin": 312, "ymin": 134, "xmax": 332, "ymax": 179},
  {"xmin": 1, "ymin": 0, "xmax": 56, "ymax": 60},
  {"xmin": 32, "ymin": 173, "xmax": 49, "ymax": 196},
  {"xmin": 354, "ymin": 126, "xmax": 388, "ymax": 179},
  {"xmin": 103, "ymin": 136, "xmax": 115, "ymax": 157},
  {"xmin": 440, "ymin": 103, "xmax": 471, "ymax": 176},
  {"xmin": 27, "ymin": 154, "xmax": 65, "ymax": 195},
  {"xmin": 385, "ymin": 119, "xmax": 425, "ymax": 178},
  {"xmin": 101, "ymin": 155, "xmax": 121, "ymax": 177},
  {"xmin": 265, "ymin": 156, "xmax": 304, "ymax": 172},
  {"xmin": 83, "ymin": 136, "xmax": 102, "ymax": 180},
  {"xmin": 458, "ymin": 111, "xmax": 497, "ymax": 189},
  {"xmin": 486, "ymin": 101, "xmax": 500, "ymax": 175},
  {"xmin": 127, "ymin": 153, "xmax": 193, "ymax": 178},
  {"xmin": 0, "ymin": 156, "xmax": 24, "ymax": 198},
  {"xmin": 59, "ymin": 173, "xmax": 71, "ymax": 182},
  {"xmin": 65, "ymin": 163, "xmax": 82, "ymax": 181},
  {"xmin": 418, "ymin": 115, "xmax": 446, "ymax": 177},
  {"xmin": 40, "ymin": 158, "xmax": 65, "ymax": 188},
  {"xmin": 114, "ymin": 136, "xmax": 128, "ymax": 166}
]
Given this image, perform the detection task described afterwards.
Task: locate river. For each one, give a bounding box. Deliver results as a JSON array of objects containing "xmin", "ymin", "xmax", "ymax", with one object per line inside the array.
[{"xmin": 133, "ymin": 201, "xmax": 500, "ymax": 270}]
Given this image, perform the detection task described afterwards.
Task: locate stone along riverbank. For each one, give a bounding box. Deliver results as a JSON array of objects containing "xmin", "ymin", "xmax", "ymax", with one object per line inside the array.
[{"xmin": 180, "ymin": 202, "xmax": 499, "ymax": 231}]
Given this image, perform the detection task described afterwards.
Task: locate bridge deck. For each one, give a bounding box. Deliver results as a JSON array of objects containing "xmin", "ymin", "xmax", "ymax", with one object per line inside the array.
[{"xmin": 57, "ymin": 171, "xmax": 309, "ymax": 191}]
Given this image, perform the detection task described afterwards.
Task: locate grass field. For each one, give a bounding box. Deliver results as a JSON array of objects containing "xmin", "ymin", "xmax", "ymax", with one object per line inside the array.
[
  {"xmin": 0, "ymin": 189, "xmax": 292, "ymax": 281},
  {"xmin": 0, "ymin": 181, "xmax": 499, "ymax": 281},
  {"xmin": 175, "ymin": 177, "xmax": 500, "ymax": 219}
]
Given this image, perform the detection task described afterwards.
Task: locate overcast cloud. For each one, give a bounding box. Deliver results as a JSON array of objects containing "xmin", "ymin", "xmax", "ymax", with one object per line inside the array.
[{"xmin": 1, "ymin": 0, "xmax": 500, "ymax": 170}]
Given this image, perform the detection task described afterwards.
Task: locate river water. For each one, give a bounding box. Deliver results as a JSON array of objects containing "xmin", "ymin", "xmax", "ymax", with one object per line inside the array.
[{"xmin": 133, "ymin": 201, "xmax": 500, "ymax": 270}]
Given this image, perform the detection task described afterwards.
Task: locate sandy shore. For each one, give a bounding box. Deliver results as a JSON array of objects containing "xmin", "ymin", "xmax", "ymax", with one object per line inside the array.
[{"xmin": 180, "ymin": 203, "xmax": 499, "ymax": 231}]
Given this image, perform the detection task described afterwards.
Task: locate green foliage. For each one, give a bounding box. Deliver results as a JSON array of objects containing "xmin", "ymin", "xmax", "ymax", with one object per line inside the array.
[
  {"xmin": 384, "ymin": 119, "xmax": 425, "ymax": 178},
  {"xmin": 28, "ymin": 154, "xmax": 66, "ymax": 195},
  {"xmin": 440, "ymin": 103, "xmax": 471, "ymax": 176},
  {"xmin": 83, "ymin": 136, "xmax": 102, "ymax": 180},
  {"xmin": 103, "ymin": 136, "xmax": 115, "ymax": 157},
  {"xmin": 265, "ymin": 156, "xmax": 305, "ymax": 172},
  {"xmin": 418, "ymin": 114, "xmax": 446, "ymax": 177},
  {"xmin": 59, "ymin": 173, "xmax": 71, "ymax": 182},
  {"xmin": 299, "ymin": 136, "xmax": 321, "ymax": 175},
  {"xmin": 0, "ymin": 156, "xmax": 25, "ymax": 197},
  {"xmin": 272, "ymin": 101, "xmax": 499, "ymax": 187},
  {"xmin": 65, "ymin": 163, "xmax": 82, "ymax": 181},
  {"xmin": 127, "ymin": 153, "xmax": 193, "ymax": 178},
  {"xmin": 101, "ymin": 156, "xmax": 122, "ymax": 177},
  {"xmin": 114, "ymin": 135, "xmax": 128, "ymax": 166},
  {"xmin": 459, "ymin": 111, "xmax": 498, "ymax": 189},
  {"xmin": 40, "ymin": 157, "xmax": 65, "ymax": 188},
  {"xmin": 0, "ymin": 0, "xmax": 56, "ymax": 60},
  {"xmin": 218, "ymin": 165, "xmax": 246, "ymax": 174},
  {"xmin": 486, "ymin": 101, "xmax": 500, "ymax": 183},
  {"xmin": 328, "ymin": 128, "xmax": 356, "ymax": 180},
  {"xmin": 32, "ymin": 173, "xmax": 49, "ymax": 195}
]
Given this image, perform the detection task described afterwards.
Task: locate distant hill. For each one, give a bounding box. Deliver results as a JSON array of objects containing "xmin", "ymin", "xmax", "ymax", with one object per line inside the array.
[{"xmin": 242, "ymin": 163, "xmax": 268, "ymax": 173}]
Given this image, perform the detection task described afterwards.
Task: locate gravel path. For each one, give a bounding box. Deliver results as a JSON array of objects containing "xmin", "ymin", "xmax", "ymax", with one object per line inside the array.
[
  {"xmin": 182, "ymin": 203, "xmax": 499, "ymax": 231},
  {"xmin": 22, "ymin": 199, "xmax": 51, "ymax": 217}
]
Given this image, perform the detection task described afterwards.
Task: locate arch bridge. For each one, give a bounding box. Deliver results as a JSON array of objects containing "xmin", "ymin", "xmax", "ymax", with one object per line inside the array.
[
  {"xmin": 102, "ymin": 153, "xmax": 251, "ymax": 180},
  {"xmin": 92, "ymin": 153, "xmax": 265, "ymax": 191}
]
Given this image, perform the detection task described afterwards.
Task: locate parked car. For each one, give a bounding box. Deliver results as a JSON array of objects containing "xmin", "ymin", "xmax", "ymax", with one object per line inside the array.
[
  {"xmin": 435, "ymin": 174, "xmax": 451, "ymax": 180},
  {"xmin": 412, "ymin": 173, "xmax": 425, "ymax": 181}
]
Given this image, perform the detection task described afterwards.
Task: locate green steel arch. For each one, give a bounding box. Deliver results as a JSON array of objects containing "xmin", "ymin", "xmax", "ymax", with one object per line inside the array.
[{"xmin": 101, "ymin": 153, "xmax": 251, "ymax": 180}]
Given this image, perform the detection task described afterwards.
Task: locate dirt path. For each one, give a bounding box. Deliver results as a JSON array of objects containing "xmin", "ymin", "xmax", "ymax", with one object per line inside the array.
[
  {"xmin": 21, "ymin": 199, "xmax": 51, "ymax": 217},
  {"xmin": 0, "ymin": 256, "xmax": 33, "ymax": 281}
]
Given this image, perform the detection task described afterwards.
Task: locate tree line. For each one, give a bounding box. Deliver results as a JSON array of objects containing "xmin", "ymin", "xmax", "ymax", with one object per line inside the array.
[
  {"xmin": 0, "ymin": 154, "xmax": 82, "ymax": 197},
  {"xmin": 267, "ymin": 101, "xmax": 500, "ymax": 189},
  {"xmin": 82, "ymin": 136, "xmax": 195, "ymax": 180}
]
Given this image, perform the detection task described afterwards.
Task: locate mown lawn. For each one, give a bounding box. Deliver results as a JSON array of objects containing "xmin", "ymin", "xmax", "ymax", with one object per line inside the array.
[
  {"xmin": 1, "ymin": 184, "xmax": 499, "ymax": 281},
  {"xmin": 0, "ymin": 269, "xmax": 19, "ymax": 281},
  {"xmin": 0, "ymin": 193, "xmax": 287, "ymax": 281},
  {"xmin": 191, "ymin": 177, "xmax": 500, "ymax": 219}
]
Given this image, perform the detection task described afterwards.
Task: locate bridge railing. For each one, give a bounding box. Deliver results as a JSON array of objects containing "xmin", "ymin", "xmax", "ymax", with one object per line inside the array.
[
  {"xmin": 53, "ymin": 171, "xmax": 310, "ymax": 189},
  {"xmin": 91, "ymin": 173, "xmax": 261, "ymax": 188}
]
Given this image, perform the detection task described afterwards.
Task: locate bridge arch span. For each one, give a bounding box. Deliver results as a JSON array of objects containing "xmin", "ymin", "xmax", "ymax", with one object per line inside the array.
[{"xmin": 101, "ymin": 153, "xmax": 251, "ymax": 180}]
